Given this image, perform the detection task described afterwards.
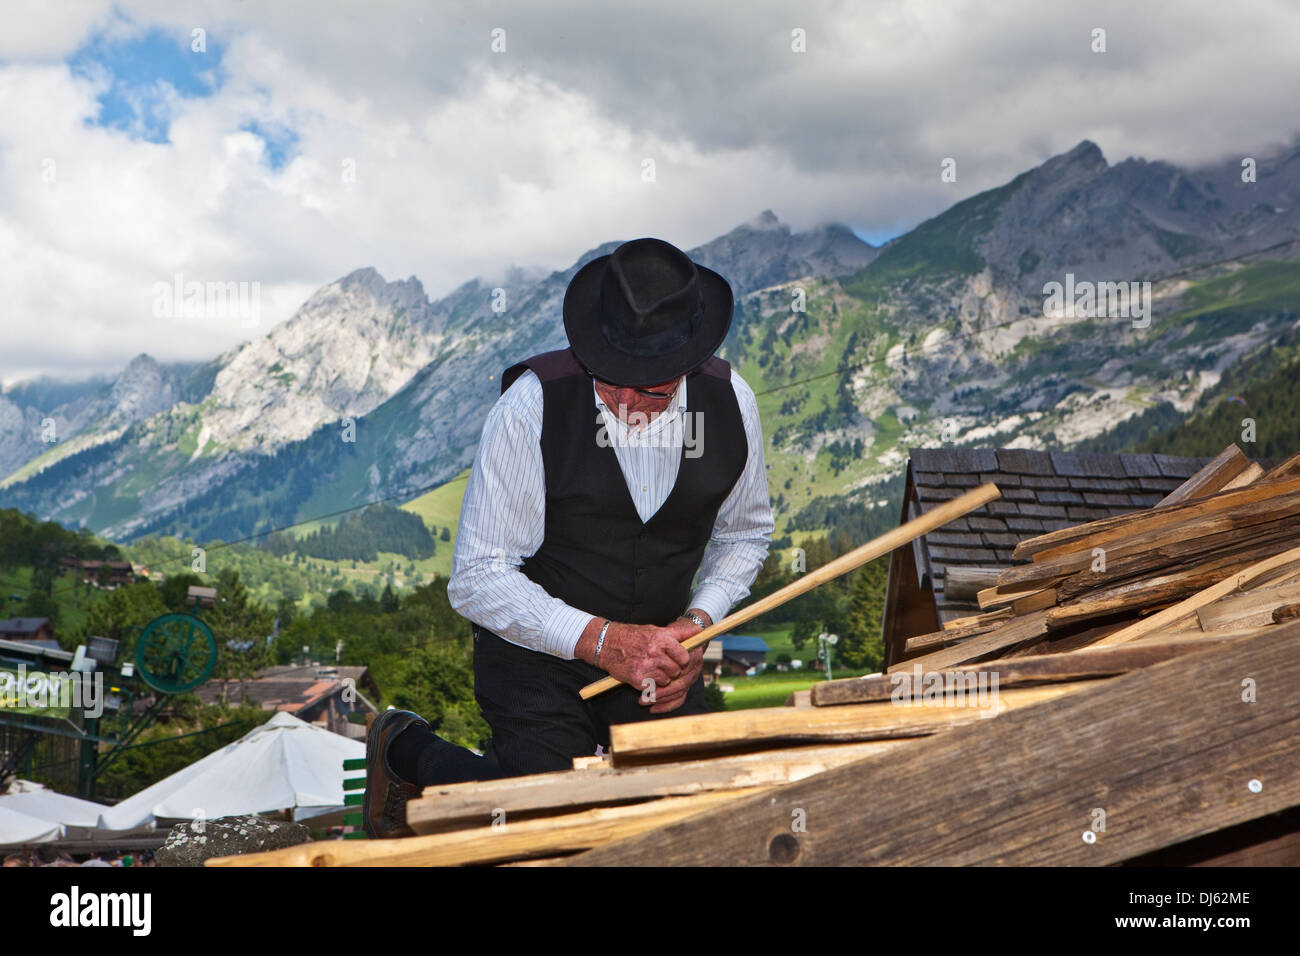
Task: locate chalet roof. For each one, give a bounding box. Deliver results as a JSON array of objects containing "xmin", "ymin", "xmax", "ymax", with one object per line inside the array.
[
  {"xmin": 717, "ymin": 635, "xmax": 769, "ymax": 653},
  {"xmin": 194, "ymin": 664, "xmax": 378, "ymax": 712},
  {"xmin": 0, "ymin": 618, "xmax": 53, "ymax": 634},
  {"xmin": 906, "ymin": 447, "xmax": 1210, "ymax": 621}
]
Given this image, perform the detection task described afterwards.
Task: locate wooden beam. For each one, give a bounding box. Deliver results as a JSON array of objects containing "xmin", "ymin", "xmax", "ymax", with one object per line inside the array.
[
  {"xmin": 1011, "ymin": 473, "xmax": 1300, "ymax": 562},
  {"xmin": 407, "ymin": 741, "xmax": 900, "ymax": 833},
  {"xmin": 1090, "ymin": 545, "xmax": 1300, "ymax": 645},
  {"xmin": 1196, "ymin": 581, "xmax": 1300, "ymax": 631},
  {"xmin": 1000, "ymin": 496, "xmax": 1300, "ymax": 593},
  {"xmin": 1261, "ymin": 451, "xmax": 1300, "ymax": 483},
  {"xmin": 812, "ymin": 632, "xmax": 1243, "ymax": 706},
  {"xmin": 1221, "ymin": 462, "xmax": 1265, "ymax": 491},
  {"xmin": 1045, "ymin": 541, "xmax": 1299, "ymax": 628},
  {"xmin": 207, "ymin": 788, "xmax": 764, "ymax": 867},
  {"xmin": 1154, "ymin": 444, "xmax": 1249, "ymax": 507},
  {"xmin": 562, "ymin": 623, "xmax": 1300, "ymax": 866},
  {"xmin": 1053, "ymin": 520, "xmax": 1300, "ymax": 601},
  {"xmin": 941, "ymin": 608, "xmax": 1012, "ymax": 630},
  {"xmin": 888, "ymin": 610, "xmax": 1050, "ymax": 673},
  {"xmin": 942, "ymin": 567, "xmax": 1002, "ymax": 602},
  {"xmin": 900, "ymin": 620, "xmax": 1003, "ymax": 657},
  {"xmin": 606, "ymin": 684, "xmax": 1080, "ymax": 763}
]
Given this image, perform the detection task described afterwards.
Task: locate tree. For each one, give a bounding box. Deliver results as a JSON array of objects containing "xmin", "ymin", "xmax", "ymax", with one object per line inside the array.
[
  {"xmin": 840, "ymin": 557, "xmax": 889, "ymax": 671},
  {"xmin": 206, "ymin": 569, "xmax": 275, "ymax": 704},
  {"xmin": 78, "ymin": 581, "xmax": 167, "ymax": 653}
]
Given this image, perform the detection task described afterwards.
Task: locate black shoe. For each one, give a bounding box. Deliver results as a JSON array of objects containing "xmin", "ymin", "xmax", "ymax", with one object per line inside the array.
[{"xmin": 363, "ymin": 710, "xmax": 429, "ymax": 839}]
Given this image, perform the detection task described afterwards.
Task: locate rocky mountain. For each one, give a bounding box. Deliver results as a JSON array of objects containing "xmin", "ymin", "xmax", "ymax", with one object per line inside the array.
[
  {"xmin": 3, "ymin": 138, "xmax": 1298, "ymax": 547},
  {"xmin": 0, "ymin": 355, "xmax": 198, "ymax": 483},
  {"xmin": 0, "ymin": 212, "xmax": 878, "ymax": 540}
]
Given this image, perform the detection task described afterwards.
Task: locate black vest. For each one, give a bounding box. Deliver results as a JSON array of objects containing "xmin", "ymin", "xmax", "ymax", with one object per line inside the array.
[{"xmin": 500, "ymin": 348, "xmax": 747, "ymax": 626}]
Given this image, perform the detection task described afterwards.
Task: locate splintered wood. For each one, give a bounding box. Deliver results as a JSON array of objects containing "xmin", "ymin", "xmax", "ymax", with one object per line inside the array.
[
  {"xmin": 899, "ymin": 444, "xmax": 1300, "ymax": 669},
  {"xmin": 208, "ymin": 443, "xmax": 1300, "ymax": 868}
]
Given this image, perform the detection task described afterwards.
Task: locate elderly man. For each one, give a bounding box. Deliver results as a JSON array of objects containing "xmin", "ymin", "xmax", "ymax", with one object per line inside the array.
[{"xmin": 364, "ymin": 237, "xmax": 772, "ymax": 838}]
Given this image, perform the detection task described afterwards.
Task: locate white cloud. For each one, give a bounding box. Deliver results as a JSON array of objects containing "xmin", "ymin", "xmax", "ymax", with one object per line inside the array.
[{"xmin": 2, "ymin": 0, "xmax": 1299, "ymax": 384}]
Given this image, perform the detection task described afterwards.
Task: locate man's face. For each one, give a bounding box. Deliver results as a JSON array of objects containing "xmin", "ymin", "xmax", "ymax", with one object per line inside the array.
[{"xmin": 594, "ymin": 375, "xmax": 681, "ymax": 412}]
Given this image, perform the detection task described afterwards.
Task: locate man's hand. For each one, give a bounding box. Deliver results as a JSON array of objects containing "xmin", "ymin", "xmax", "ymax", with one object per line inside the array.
[
  {"xmin": 575, "ymin": 610, "xmax": 713, "ymax": 713},
  {"xmin": 647, "ymin": 610, "xmax": 712, "ymax": 713},
  {"xmin": 577, "ymin": 619, "xmax": 690, "ymax": 696}
]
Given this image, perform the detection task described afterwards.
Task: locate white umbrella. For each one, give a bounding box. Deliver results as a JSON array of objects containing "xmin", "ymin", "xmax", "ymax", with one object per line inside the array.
[
  {"xmin": 97, "ymin": 711, "xmax": 365, "ymax": 830},
  {"xmin": 0, "ymin": 804, "xmax": 62, "ymax": 847},
  {"xmin": 0, "ymin": 782, "xmax": 108, "ymax": 841}
]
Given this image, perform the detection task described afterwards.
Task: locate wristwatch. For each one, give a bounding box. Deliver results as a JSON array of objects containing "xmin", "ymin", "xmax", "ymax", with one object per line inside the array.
[{"xmin": 682, "ymin": 611, "xmax": 707, "ymax": 629}]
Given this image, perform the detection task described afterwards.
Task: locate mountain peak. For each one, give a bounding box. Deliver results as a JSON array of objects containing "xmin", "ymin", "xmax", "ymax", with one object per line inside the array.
[
  {"xmin": 1056, "ymin": 139, "xmax": 1108, "ymax": 171},
  {"xmin": 745, "ymin": 209, "xmax": 785, "ymax": 231}
]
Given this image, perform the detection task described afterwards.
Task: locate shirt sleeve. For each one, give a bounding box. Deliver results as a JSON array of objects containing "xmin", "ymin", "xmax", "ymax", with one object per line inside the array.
[
  {"xmin": 688, "ymin": 370, "xmax": 775, "ymax": 625},
  {"xmin": 446, "ymin": 370, "xmax": 595, "ymax": 659}
]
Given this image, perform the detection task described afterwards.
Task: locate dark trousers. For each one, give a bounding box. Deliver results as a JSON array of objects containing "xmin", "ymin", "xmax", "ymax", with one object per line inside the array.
[
  {"xmin": 412, "ymin": 626, "xmax": 709, "ymax": 785},
  {"xmin": 472, "ymin": 625, "xmax": 710, "ymax": 776}
]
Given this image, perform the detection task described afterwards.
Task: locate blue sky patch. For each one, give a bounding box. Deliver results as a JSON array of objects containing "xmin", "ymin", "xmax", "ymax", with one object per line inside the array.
[
  {"xmin": 68, "ymin": 25, "xmax": 227, "ymax": 143},
  {"xmin": 241, "ymin": 119, "xmax": 300, "ymax": 171},
  {"xmin": 852, "ymin": 225, "xmax": 906, "ymax": 248}
]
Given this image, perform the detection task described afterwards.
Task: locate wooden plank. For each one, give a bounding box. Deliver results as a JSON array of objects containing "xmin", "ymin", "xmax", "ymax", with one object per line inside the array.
[
  {"xmin": 1011, "ymin": 473, "xmax": 1300, "ymax": 562},
  {"xmin": 941, "ymin": 608, "xmax": 1012, "ymax": 630},
  {"xmin": 889, "ymin": 610, "xmax": 1050, "ymax": 673},
  {"xmin": 942, "ymin": 567, "xmax": 1002, "ymax": 601},
  {"xmin": 1154, "ymin": 444, "xmax": 1249, "ymax": 507},
  {"xmin": 1091, "ymin": 545, "xmax": 1300, "ymax": 645},
  {"xmin": 1261, "ymin": 451, "xmax": 1300, "ymax": 482},
  {"xmin": 1196, "ymin": 581, "xmax": 1300, "ymax": 631},
  {"xmin": 812, "ymin": 633, "xmax": 1242, "ymax": 706},
  {"xmin": 1000, "ymin": 496, "xmax": 1300, "ymax": 592},
  {"xmin": 207, "ymin": 788, "xmax": 766, "ymax": 867},
  {"xmin": 581, "ymin": 482, "xmax": 1002, "ymax": 699},
  {"xmin": 606, "ymin": 684, "xmax": 1080, "ymax": 763},
  {"xmin": 1045, "ymin": 542, "xmax": 1298, "ymax": 628},
  {"xmin": 407, "ymin": 741, "xmax": 900, "ymax": 833},
  {"xmin": 1012, "ymin": 588, "xmax": 1058, "ymax": 614},
  {"xmin": 976, "ymin": 583, "xmax": 1047, "ymax": 610},
  {"xmin": 1053, "ymin": 520, "xmax": 1300, "ymax": 601},
  {"xmin": 901, "ymin": 621, "xmax": 1003, "ymax": 656},
  {"xmin": 562, "ymin": 623, "xmax": 1300, "ymax": 866},
  {"xmin": 1221, "ymin": 462, "xmax": 1265, "ymax": 490}
]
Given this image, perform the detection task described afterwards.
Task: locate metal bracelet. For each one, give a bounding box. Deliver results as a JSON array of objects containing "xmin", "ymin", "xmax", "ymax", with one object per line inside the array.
[
  {"xmin": 682, "ymin": 611, "xmax": 707, "ymax": 629},
  {"xmin": 594, "ymin": 619, "xmax": 612, "ymax": 666}
]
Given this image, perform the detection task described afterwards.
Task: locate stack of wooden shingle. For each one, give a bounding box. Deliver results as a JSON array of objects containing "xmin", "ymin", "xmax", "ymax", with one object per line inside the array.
[{"xmin": 896, "ymin": 444, "xmax": 1300, "ymax": 672}]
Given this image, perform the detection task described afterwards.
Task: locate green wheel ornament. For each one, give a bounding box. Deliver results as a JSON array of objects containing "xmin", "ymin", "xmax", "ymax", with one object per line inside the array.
[{"xmin": 134, "ymin": 613, "xmax": 218, "ymax": 693}]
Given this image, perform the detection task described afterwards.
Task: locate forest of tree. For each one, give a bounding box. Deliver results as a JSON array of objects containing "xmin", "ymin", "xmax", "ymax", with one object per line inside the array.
[{"xmin": 261, "ymin": 503, "xmax": 436, "ymax": 562}]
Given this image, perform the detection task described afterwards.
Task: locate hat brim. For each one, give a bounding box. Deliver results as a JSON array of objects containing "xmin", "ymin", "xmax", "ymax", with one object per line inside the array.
[{"xmin": 562, "ymin": 254, "xmax": 734, "ymax": 387}]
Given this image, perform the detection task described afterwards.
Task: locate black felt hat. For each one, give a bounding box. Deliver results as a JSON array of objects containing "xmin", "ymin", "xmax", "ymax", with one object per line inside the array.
[{"xmin": 562, "ymin": 237, "xmax": 734, "ymax": 387}]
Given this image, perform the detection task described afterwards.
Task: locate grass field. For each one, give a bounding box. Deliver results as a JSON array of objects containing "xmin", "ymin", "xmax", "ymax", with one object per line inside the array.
[
  {"xmin": 0, "ymin": 566, "xmax": 103, "ymax": 642},
  {"xmin": 714, "ymin": 621, "xmax": 873, "ymax": 710},
  {"xmin": 400, "ymin": 469, "xmax": 470, "ymax": 577}
]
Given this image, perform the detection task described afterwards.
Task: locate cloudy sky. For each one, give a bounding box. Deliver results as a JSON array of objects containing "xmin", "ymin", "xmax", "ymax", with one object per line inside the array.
[{"xmin": 2, "ymin": 0, "xmax": 1298, "ymax": 385}]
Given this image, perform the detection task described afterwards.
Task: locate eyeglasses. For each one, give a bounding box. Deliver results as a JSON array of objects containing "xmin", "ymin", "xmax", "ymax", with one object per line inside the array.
[{"xmin": 594, "ymin": 377, "xmax": 679, "ymax": 399}]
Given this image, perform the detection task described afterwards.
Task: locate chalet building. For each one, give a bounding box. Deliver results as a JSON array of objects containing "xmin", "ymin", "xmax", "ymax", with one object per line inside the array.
[
  {"xmin": 716, "ymin": 635, "xmax": 770, "ymax": 675},
  {"xmin": 0, "ymin": 617, "xmax": 55, "ymax": 645},
  {"xmin": 59, "ymin": 558, "xmax": 137, "ymax": 588},
  {"xmin": 881, "ymin": 447, "xmax": 1213, "ymax": 667},
  {"xmin": 195, "ymin": 663, "xmax": 380, "ymax": 740}
]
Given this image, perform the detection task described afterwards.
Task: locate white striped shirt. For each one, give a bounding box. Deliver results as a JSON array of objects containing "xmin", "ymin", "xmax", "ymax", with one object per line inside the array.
[{"xmin": 447, "ymin": 367, "xmax": 774, "ymax": 659}]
